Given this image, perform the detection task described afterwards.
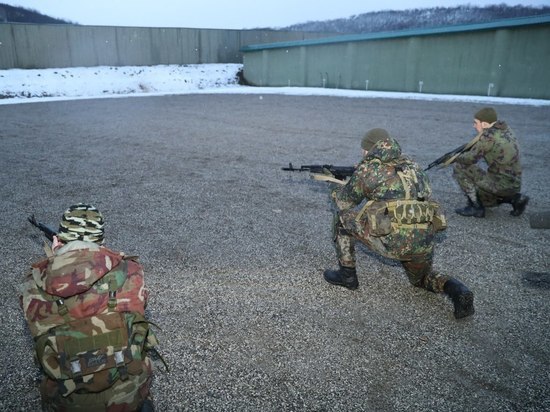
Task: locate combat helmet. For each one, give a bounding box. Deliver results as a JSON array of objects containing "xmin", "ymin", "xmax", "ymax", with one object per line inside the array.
[{"xmin": 57, "ymin": 203, "xmax": 105, "ymax": 244}]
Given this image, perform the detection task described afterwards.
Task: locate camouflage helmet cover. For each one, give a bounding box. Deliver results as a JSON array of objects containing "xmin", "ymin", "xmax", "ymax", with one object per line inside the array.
[{"xmin": 57, "ymin": 203, "xmax": 105, "ymax": 244}]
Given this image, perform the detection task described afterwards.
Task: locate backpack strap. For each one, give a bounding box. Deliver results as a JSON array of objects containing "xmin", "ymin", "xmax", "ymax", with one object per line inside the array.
[
  {"xmin": 396, "ymin": 164, "xmax": 419, "ymax": 200},
  {"xmin": 107, "ymin": 259, "xmax": 128, "ymax": 311}
]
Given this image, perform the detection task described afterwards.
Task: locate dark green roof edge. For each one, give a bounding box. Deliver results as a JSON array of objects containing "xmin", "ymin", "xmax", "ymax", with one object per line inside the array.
[{"xmin": 241, "ymin": 14, "xmax": 550, "ymax": 52}]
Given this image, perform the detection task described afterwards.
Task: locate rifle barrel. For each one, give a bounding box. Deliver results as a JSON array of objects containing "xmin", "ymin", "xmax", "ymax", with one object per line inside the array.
[
  {"xmin": 281, "ymin": 163, "xmax": 354, "ymax": 180},
  {"xmin": 28, "ymin": 215, "xmax": 56, "ymax": 242}
]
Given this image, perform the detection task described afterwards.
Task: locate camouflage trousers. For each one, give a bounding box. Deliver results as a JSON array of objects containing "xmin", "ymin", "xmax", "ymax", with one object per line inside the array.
[
  {"xmin": 333, "ymin": 212, "xmax": 449, "ymax": 293},
  {"xmin": 453, "ymin": 163, "xmax": 520, "ymax": 207}
]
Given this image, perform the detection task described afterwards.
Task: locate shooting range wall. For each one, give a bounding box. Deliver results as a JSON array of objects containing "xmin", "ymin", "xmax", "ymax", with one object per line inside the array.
[
  {"xmin": 241, "ymin": 15, "xmax": 550, "ymax": 99},
  {"xmin": 0, "ymin": 23, "xmax": 334, "ymax": 69}
]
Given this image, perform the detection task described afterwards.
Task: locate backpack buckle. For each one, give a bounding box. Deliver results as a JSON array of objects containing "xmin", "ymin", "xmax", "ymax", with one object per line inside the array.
[
  {"xmin": 108, "ymin": 291, "xmax": 117, "ymax": 310},
  {"xmin": 70, "ymin": 358, "xmax": 83, "ymax": 383},
  {"xmin": 56, "ymin": 299, "xmax": 69, "ymax": 317},
  {"xmin": 107, "ymin": 276, "xmax": 118, "ymax": 310},
  {"xmin": 114, "ymin": 350, "xmax": 128, "ymax": 381}
]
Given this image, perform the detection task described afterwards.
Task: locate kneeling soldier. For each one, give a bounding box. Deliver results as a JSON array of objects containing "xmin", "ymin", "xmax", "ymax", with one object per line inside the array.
[
  {"xmin": 324, "ymin": 128, "xmax": 474, "ymax": 319},
  {"xmin": 453, "ymin": 107, "xmax": 528, "ymax": 218}
]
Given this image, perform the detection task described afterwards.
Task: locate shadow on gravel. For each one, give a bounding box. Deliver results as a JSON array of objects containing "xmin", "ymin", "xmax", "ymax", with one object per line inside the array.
[{"xmin": 521, "ymin": 271, "xmax": 550, "ymax": 289}]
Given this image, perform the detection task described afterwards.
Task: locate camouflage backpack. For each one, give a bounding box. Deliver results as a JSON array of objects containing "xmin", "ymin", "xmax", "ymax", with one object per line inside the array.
[{"xmin": 20, "ymin": 241, "xmax": 159, "ymax": 411}]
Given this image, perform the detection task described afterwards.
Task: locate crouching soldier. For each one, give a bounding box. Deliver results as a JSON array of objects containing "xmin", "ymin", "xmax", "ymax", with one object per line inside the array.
[
  {"xmin": 453, "ymin": 107, "xmax": 528, "ymax": 218},
  {"xmin": 324, "ymin": 129, "xmax": 475, "ymax": 319},
  {"xmin": 21, "ymin": 204, "xmax": 157, "ymax": 411}
]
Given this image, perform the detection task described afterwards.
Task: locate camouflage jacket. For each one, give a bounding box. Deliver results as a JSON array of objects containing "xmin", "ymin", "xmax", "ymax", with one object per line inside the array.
[
  {"xmin": 332, "ymin": 136, "xmax": 436, "ymax": 258},
  {"xmin": 457, "ymin": 120, "xmax": 522, "ymax": 185}
]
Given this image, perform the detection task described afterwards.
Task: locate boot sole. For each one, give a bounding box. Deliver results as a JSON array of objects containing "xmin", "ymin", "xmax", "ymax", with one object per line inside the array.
[{"xmin": 454, "ymin": 292, "xmax": 475, "ymax": 319}]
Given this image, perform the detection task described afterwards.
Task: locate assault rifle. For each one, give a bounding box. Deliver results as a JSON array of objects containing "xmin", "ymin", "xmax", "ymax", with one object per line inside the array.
[
  {"xmin": 282, "ymin": 163, "xmax": 355, "ymax": 182},
  {"xmin": 425, "ymin": 132, "xmax": 482, "ymax": 171},
  {"xmin": 28, "ymin": 215, "xmax": 56, "ymax": 242},
  {"xmin": 424, "ymin": 143, "xmax": 469, "ymax": 171}
]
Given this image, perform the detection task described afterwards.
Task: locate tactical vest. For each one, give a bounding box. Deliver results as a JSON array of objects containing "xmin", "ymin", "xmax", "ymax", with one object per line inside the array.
[{"xmin": 356, "ymin": 163, "xmax": 447, "ymax": 236}]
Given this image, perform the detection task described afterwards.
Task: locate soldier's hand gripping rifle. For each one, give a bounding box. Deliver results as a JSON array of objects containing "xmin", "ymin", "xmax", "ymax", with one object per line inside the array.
[
  {"xmin": 28, "ymin": 214, "xmax": 57, "ymax": 242},
  {"xmin": 282, "ymin": 163, "xmax": 354, "ymax": 184},
  {"xmin": 424, "ymin": 131, "xmax": 482, "ymax": 171}
]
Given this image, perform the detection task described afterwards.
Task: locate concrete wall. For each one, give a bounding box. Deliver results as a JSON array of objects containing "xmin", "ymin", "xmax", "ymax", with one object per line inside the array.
[
  {"xmin": 241, "ymin": 16, "xmax": 550, "ymax": 99},
  {"xmin": 0, "ymin": 23, "xmax": 334, "ymax": 69}
]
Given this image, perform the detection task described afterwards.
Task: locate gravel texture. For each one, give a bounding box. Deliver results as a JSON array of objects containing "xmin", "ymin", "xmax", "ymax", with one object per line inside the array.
[{"xmin": 0, "ymin": 94, "xmax": 549, "ymax": 411}]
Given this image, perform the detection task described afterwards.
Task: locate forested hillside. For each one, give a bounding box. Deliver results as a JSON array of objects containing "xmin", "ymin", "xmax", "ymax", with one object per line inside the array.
[
  {"xmin": 277, "ymin": 4, "xmax": 550, "ymax": 33},
  {"xmin": 1, "ymin": 3, "xmax": 549, "ymax": 32},
  {"xmin": 0, "ymin": 3, "xmax": 73, "ymax": 24}
]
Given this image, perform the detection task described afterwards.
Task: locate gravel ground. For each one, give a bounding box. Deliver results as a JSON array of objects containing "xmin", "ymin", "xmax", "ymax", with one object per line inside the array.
[{"xmin": 0, "ymin": 94, "xmax": 549, "ymax": 411}]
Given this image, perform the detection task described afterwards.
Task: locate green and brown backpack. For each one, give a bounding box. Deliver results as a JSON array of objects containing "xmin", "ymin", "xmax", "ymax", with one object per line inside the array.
[{"xmin": 20, "ymin": 242, "xmax": 160, "ymax": 411}]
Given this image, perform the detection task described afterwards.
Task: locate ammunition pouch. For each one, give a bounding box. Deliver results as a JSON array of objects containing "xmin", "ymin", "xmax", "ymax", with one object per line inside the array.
[{"xmin": 356, "ymin": 199, "xmax": 447, "ymax": 237}]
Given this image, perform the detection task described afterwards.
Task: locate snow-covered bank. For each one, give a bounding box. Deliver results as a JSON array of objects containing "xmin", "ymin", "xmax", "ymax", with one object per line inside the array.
[
  {"xmin": 0, "ymin": 64, "xmax": 242, "ymax": 101},
  {"xmin": 1, "ymin": 63, "xmax": 549, "ymax": 106}
]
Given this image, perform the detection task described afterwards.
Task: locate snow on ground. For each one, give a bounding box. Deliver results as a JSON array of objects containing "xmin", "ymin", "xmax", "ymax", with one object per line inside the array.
[
  {"xmin": 1, "ymin": 63, "xmax": 549, "ymax": 106},
  {"xmin": 0, "ymin": 64, "xmax": 242, "ymax": 102}
]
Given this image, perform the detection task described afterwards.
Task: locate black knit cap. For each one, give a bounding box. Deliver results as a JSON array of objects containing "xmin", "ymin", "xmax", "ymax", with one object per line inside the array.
[{"xmin": 474, "ymin": 107, "xmax": 498, "ymax": 123}]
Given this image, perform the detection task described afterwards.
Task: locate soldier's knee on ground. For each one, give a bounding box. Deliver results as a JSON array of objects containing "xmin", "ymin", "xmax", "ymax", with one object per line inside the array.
[{"xmin": 406, "ymin": 276, "xmax": 425, "ymax": 290}]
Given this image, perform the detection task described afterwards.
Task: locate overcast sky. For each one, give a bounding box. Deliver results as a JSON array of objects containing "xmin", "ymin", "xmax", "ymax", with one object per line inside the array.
[{"xmin": 4, "ymin": 0, "xmax": 550, "ymax": 29}]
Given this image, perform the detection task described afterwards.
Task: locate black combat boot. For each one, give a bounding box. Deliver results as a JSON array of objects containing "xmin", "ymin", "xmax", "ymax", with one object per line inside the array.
[
  {"xmin": 443, "ymin": 279, "xmax": 475, "ymax": 319},
  {"xmin": 140, "ymin": 398, "xmax": 155, "ymax": 412},
  {"xmin": 510, "ymin": 193, "xmax": 529, "ymax": 217},
  {"xmin": 323, "ymin": 265, "xmax": 358, "ymax": 290},
  {"xmin": 455, "ymin": 198, "xmax": 485, "ymax": 218}
]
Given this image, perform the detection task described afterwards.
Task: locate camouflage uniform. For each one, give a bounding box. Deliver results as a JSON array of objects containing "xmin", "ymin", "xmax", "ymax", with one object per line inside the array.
[
  {"xmin": 21, "ymin": 203, "xmax": 157, "ymax": 412},
  {"xmin": 453, "ymin": 120, "xmax": 522, "ymax": 206},
  {"xmin": 21, "ymin": 240, "xmax": 155, "ymax": 412},
  {"xmin": 330, "ymin": 136, "xmax": 449, "ymax": 292}
]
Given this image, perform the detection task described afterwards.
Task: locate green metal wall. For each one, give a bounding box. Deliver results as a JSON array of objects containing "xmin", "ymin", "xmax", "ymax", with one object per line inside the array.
[
  {"xmin": 242, "ymin": 17, "xmax": 550, "ymax": 99},
  {"xmin": 0, "ymin": 23, "xmax": 335, "ymax": 69}
]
